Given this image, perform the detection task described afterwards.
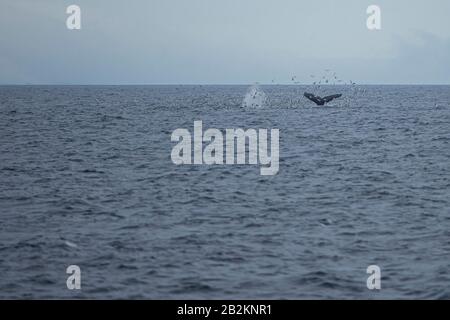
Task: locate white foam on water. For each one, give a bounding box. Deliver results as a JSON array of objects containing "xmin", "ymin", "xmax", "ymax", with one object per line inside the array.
[{"xmin": 64, "ymin": 240, "xmax": 78, "ymax": 248}]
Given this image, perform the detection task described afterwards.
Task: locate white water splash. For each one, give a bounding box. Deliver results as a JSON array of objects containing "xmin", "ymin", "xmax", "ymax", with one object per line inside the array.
[{"xmin": 242, "ymin": 84, "xmax": 267, "ymax": 108}]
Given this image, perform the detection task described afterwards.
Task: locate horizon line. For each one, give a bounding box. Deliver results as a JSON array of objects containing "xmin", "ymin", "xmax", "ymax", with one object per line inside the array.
[{"xmin": 1, "ymin": 83, "xmax": 450, "ymax": 86}]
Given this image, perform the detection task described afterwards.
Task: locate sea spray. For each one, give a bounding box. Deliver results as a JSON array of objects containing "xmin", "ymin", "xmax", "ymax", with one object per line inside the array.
[{"xmin": 242, "ymin": 84, "xmax": 267, "ymax": 108}]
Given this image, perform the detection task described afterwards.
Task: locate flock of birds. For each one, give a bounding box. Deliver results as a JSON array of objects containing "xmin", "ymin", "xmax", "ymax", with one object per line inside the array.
[
  {"xmin": 271, "ymin": 69, "xmax": 357, "ymax": 87},
  {"xmin": 243, "ymin": 69, "xmax": 363, "ymax": 108}
]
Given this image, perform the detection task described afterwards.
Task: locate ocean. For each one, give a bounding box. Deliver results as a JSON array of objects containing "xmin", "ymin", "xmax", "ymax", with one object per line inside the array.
[{"xmin": 0, "ymin": 85, "xmax": 449, "ymax": 299}]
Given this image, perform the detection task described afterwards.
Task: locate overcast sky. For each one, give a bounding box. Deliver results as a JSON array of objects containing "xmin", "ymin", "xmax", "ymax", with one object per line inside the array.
[{"xmin": 1, "ymin": 0, "xmax": 449, "ymax": 84}]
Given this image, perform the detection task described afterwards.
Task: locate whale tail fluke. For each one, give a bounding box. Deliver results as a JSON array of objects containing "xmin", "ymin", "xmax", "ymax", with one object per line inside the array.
[{"xmin": 304, "ymin": 92, "xmax": 342, "ymax": 106}]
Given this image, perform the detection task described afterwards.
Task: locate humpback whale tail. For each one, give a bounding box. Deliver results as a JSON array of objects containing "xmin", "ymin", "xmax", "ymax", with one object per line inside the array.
[{"xmin": 304, "ymin": 92, "xmax": 342, "ymax": 106}]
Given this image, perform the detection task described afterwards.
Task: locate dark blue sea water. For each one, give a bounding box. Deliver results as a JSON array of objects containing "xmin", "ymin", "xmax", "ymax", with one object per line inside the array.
[{"xmin": 0, "ymin": 85, "xmax": 449, "ymax": 299}]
